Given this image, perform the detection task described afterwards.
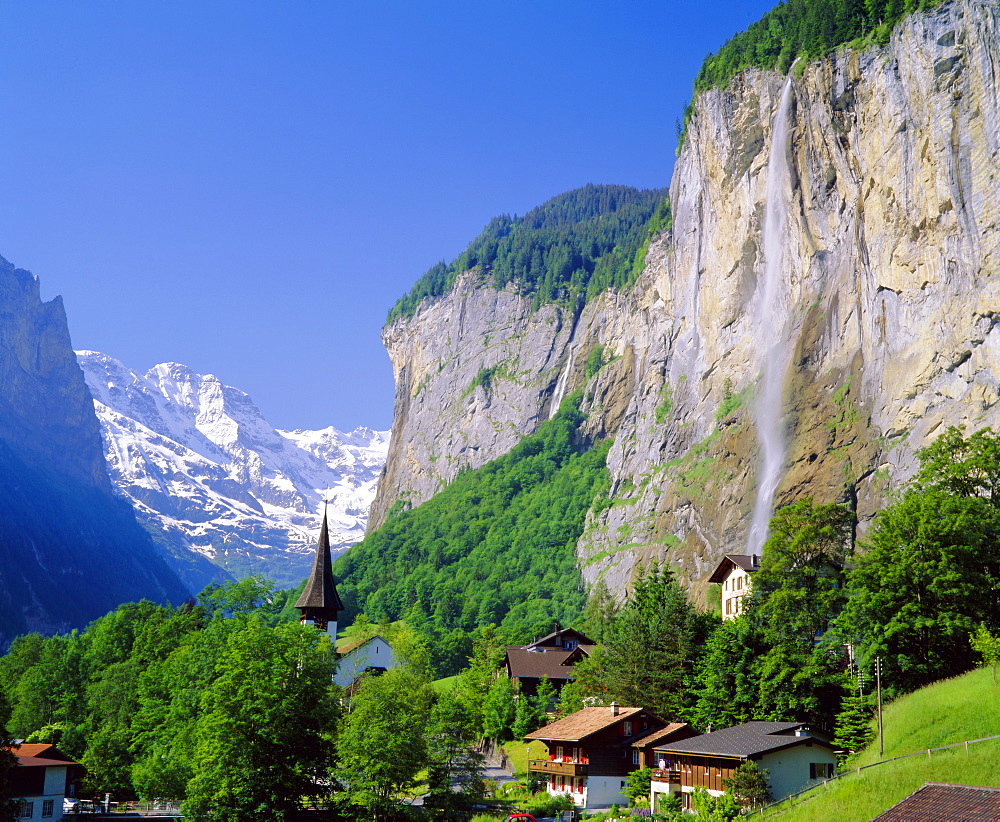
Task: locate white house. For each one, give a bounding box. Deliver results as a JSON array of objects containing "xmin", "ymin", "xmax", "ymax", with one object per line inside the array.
[
  {"xmin": 334, "ymin": 635, "xmax": 397, "ymax": 690},
  {"xmin": 7, "ymin": 743, "xmax": 83, "ymax": 822},
  {"xmin": 708, "ymin": 554, "xmax": 759, "ymax": 620}
]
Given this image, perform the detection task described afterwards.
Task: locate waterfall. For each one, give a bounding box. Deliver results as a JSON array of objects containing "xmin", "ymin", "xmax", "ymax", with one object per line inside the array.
[
  {"xmin": 747, "ymin": 78, "xmax": 794, "ymax": 555},
  {"xmin": 549, "ymin": 348, "xmax": 575, "ymax": 418}
]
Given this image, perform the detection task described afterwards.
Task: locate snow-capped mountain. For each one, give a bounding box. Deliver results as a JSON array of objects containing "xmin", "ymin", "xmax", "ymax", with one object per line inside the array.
[{"xmin": 77, "ymin": 350, "xmax": 389, "ymax": 589}]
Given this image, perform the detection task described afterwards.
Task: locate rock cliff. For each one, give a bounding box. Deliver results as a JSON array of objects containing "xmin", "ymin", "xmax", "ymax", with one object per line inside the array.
[
  {"xmin": 371, "ymin": 0, "xmax": 1000, "ymax": 602},
  {"xmin": 0, "ymin": 257, "xmax": 190, "ymax": 648}
]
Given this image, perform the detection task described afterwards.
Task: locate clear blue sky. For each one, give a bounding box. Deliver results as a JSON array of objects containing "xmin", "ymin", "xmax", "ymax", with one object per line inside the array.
[{"xmin": 1, "ymin": 1, "xmax": 775, "ymax": 432}]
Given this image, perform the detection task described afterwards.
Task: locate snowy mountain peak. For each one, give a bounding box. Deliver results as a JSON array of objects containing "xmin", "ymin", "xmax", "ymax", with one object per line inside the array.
[{"xmin": 77, "ymin": 350, "xmax": 389, "ymax": 589}]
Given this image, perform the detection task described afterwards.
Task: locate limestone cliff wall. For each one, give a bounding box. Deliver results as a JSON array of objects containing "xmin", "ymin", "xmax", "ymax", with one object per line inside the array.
[{"xmin": 371, "ymin": 0, "xmax": 1000, "ymax": 602}]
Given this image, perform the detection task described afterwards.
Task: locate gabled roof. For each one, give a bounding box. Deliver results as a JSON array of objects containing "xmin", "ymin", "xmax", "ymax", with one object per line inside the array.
[
  {"xmin": 873, "ymin": 782, "xmax": 1000, "ymax": 821},
  {"xmin": 506, "ymin": 647, "xmax": 579, "ymax": 681},
  {"xmin": 7, "ymin": 743, "xmax": 81, "ymax": 769},
  {"xmin": 528, "ymin": 628, "xmax": 595, "ymax": 648},
  {"xmin": 295, "ymin": 508, "xmax": 344, "ymax": 614},
  {"xmin": 708, "ymin": 554, "xmax": 759, "ymax": 584},
  {"xmin": 337, "ymin": 634, "xmax": 390, "ymax": 656},
  {"xmin": 525, "ymin": 706, "xmax": 650, "ymax": 742},
  {"xmin": 632, "ymin": 723, "xmax": 696, "ymax": 749},
  {"xmin": 654, "ymin": 721, "xmax": 833, "ymax": 759}
]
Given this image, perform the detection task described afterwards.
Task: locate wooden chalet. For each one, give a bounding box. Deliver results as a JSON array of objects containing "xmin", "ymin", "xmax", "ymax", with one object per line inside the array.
[
  {"xmin": 649, "ymin": 721, "xmax": 837, "ymax": 812},
  {"xmin": 505, "ymin": 628, "xmax": 594, "ymax": 697},
  {"xmin": 525, "ymin": 703, "xmax": 694, "ymax": 809}
]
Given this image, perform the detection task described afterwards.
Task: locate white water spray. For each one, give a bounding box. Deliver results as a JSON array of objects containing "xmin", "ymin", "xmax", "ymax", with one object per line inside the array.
[{"xmin": 747, "ymin": 78, "xmax": 794, "ymax": 555}]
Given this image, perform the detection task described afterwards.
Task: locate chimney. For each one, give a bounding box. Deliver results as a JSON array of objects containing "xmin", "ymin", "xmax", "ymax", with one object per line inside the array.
[{"xmin": 611, "ymin": 702, "xmax": 620, "ymax": 716}]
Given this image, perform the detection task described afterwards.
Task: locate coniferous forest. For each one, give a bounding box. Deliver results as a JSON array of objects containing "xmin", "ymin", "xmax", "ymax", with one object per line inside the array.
[{"xmin": 386, "ymin": 184, "xmax": 670, "ymax": 322}]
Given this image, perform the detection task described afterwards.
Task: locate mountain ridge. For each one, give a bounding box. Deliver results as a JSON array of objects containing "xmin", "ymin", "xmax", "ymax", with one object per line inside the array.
[{"xmin": 78, "ymin": 350, "xmax": 389, "ymax": 589}]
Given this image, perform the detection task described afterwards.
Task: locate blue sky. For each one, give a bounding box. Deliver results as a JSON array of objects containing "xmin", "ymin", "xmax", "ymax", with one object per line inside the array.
[{"xmin": 1, "ymin": 1, "xmax": 776, "ymax": 432}]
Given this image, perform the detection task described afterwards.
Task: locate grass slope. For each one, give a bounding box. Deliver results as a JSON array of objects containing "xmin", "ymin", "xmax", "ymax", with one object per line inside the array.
[{"xmin": 769, "ymin": 667, "xmax": 1000, "ymax": 821}]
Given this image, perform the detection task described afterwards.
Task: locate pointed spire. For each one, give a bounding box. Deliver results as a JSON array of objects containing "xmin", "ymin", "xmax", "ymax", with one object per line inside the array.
[{"xmin": 295, "ymin": 504, "xmax": 344, "ymax": 623}]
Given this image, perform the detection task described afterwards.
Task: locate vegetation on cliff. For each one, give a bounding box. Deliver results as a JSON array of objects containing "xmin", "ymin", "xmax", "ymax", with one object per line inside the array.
[
  {"xmin": 334, "ymin": 392, "xmax": 611, "ymax": 673},
  {"xmin": 386, "ymin": 184, "xmax": 669, "ymax": 323},
  {"xmin": 694, "ymin": 0, "xmax": 946, "ymax": 93}
]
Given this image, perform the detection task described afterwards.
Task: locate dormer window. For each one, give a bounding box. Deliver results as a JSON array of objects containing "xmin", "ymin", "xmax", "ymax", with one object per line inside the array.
[{"xmin": 623, "ymin": 721, "xmax": 633, "ymax": 736}]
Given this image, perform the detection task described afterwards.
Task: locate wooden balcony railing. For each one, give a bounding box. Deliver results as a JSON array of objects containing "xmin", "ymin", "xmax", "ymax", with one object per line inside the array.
[
  {"xmin": 528, "ymin": 758, "xmax": 588, "ymax": 777},
  {"xmin": 650, "ymin": 768, "xmax": 681, "ymax": 783}
]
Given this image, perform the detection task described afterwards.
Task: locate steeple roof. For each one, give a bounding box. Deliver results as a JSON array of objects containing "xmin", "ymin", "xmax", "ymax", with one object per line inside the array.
[{"xmin": 295, "ymin": 508, "xmax": 344, "ymax": 614}]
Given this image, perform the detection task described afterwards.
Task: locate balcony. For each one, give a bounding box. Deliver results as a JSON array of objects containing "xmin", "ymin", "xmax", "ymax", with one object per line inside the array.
[
  {"xmin": 650, "ymin": 769, "xmax": 681, "ymax": 784},
  {"xmin": 528, "ymin": 759, "xmax": 588, "ymax": 777}
]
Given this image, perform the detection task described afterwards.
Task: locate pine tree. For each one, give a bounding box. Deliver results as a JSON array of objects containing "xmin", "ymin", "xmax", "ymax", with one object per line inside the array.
[{"xmin": 833, "ymin": 693, "xmax": 874, "ymax": 762}]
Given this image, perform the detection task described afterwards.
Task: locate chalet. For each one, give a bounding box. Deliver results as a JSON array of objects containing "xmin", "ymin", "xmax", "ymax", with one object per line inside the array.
[
  {"xmin": 6, "ymin": 743, "xmax": 84, "ymax": 822},
  {"xmin": 525, "ymin": 704, "xmax": 694, "ymax": 809},
  {"xmin": 649, "ymin": 721, "xmax": 837, "ymax": 812},
  {"xmin": 333, "ymin": 634, "xmax": 397, "ymax": 690},
  {"xmin": 505, "ymin": 628, "xmax": 594, "ymax": 697},
  {"xmin": 873, "ymin": 782, "xmax": 1000, "ymax": 821},
  {"xmin": 708, "ymin": 554, "xmax": 759, "ymax": 620}
]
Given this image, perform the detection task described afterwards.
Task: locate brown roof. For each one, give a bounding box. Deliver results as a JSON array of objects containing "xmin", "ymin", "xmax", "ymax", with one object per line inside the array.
[
  {"xmin": 506, "ymin": 647, "xmax": 578, "ymax": 681},
  {"xmin": 708, "ymin": 554, "xmax": 759, "ymax": 584},
  {"xmin": 7, "ymin": 743, "xmax": 81, "ymax": 769},
  {"xmin": 632, "ymin": 723, "xmax": 695, "ymax": 749},
  {"xmin": 295, "ymin": 509, "xmax": 344, "ymax": 613},
  {"xmin": 873, "ymin": 783, "xmax": 1000, "ymax": 821},
  {"xmin": 528, "ymin": 628, "xmax": 596, "ymax": 648},
  {"xmin": 525, "ymin": 706, "xmax": 647, "ymax": 742}
]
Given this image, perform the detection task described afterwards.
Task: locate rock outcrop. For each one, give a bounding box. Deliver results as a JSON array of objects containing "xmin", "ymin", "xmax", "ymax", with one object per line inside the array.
[
  {"xmin": 0, "ymin": 257, "xmax": 190, "ymax": 648},
  {"xmin": 372, "ymin": 0, "xmax": 1000, "ymax": 603}
]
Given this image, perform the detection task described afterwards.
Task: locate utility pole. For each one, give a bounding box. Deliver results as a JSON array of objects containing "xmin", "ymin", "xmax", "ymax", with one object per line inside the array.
[{"xmin": 876, "ymin": 656, "xmax": 884, "ymax": 757}]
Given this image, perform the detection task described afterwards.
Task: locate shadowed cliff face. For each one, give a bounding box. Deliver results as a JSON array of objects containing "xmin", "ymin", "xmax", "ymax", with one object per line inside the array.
[
  {"xmin": 0, "ymin": 258, "xmax": 190, "ymax": 648},
  {"xmin": 372, "ymin": 0, "xmax": 1000, "ymax": 602},
  {"xmin": 0, "ymin": 259, "xmax": 111, "ymax": 491}
]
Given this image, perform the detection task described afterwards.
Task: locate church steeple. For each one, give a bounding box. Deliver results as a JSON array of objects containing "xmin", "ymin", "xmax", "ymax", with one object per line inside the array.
[{"xmin": 295, "ymin": 505, "xmax": 344, "ymax": 637}]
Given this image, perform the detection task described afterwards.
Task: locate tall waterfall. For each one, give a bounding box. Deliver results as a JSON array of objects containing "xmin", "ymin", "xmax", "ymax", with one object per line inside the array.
[{"xmin": 747, "ymin": 78, "xmax": 794, "ymax": 555}]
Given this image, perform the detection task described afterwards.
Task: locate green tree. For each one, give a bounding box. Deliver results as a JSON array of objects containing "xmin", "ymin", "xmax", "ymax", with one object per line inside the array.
[
  {"xmin": 601, "ymin": 563, "xmax": 700, "ymax": 719},
  {"xmin": 690, "ymin": 616, "xmax": 759, "ymax": 731},
  {"xmin": 482, "ymin": 674, "xmax": 516, "ymax": 742},
  {"xmin": 970, "ymin": 625, "xmax": 1000, "ymax": 685},
  {"xmin": 182, "ymin": 619, "xmax": 338, "ymax": 822},
  {"xmin": 752, "ymin": 499, "xmax": 854, "ymax": 727},
  {"xmin": 624, "ymin": 766, "xmax": 652, "ymax": 806},
  {"xmin": 833, "ymin": 693, "xmax": 874, "ymax": 761},
  {"xmin": 557, "ymin": 645, "xmax": 611, "ymax": 715},
  {"xmin": 338, "ymin": 666, "xmax": 432, "ymax": 820},
  {"xmin": 424, "ymin": 689, "xmax": 485, "ymax": 810},
  {"xmin": 722, "ymin": 760, "xmax": 771, "ymax": 808},
  {"xmin": 837, "ymin": 426, "xmax": 1000, "ymax": 695},
  {"xmin": 838, "ymin": 487, "xmax": 1000, "ymax": 695}
]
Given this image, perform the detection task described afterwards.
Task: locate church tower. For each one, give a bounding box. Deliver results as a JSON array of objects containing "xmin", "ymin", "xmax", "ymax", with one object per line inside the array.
[{"xmin": 295, "ymin": 506, "xmax": 344, "ymax": 640}]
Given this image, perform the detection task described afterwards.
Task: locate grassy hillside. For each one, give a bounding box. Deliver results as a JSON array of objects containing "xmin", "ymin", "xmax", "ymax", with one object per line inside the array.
[{"xmin": 767, "ymin": 667, "xmax": 1000, "ymax": 821}]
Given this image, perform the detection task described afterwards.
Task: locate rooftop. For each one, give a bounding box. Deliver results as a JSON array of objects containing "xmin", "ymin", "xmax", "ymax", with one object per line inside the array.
[
  {"xmin": 708, "ymin": 554, "xmax": 759, "ymax": 583},
  {"xmin": 506, "ymin": 646, "xmax": 579, "ymax": 680},
  {"xmin": 654, "ymin": 721, "xmax": 833, "ymax": 759},
  {"xmin": 632, "ymin": 723, "xmax": 694, "ymax": 749},
  {"xmin": 873, "ymin": 782, "xmax": 1000, "ymax": 821},
  {"xmin": 525, "ymin": 705, "xmax": 649, "ymax": 742}
]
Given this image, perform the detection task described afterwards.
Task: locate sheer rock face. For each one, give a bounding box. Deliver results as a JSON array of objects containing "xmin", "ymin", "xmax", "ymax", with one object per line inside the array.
[
  {"xmin": 0, "ymin": 258, "xmax": 190, "ymax": 647},
  {"xmin": 0, "ymin": 258, "xmax": 110, "ymax": 490},
  {"xmin": 372, "ymin": 0, "xmax": 1000, "ymax": 601}
]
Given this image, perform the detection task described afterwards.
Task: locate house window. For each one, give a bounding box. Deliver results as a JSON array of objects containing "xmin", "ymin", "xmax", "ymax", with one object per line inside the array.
[
  {"xmin": 18, "ymin": 801, "xmax": 33, "ymax": 819},
  {"xmin": 623, "ymin": 721, "xmax": 633, "ymax": 736},
  {"xmin": 555, "ymin": 745, "xmax": 564, "ymax": 761},
  {"xmin": 810, "ymin": 762, "xmax": 835, "ymax": 779},
  {"xmin": 632, "ymin": 749, "xmax": 640, "ymax": 765},
  {"xmin": 42, "ymin": 800, "xmax": 54, "ymax": 818}
]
